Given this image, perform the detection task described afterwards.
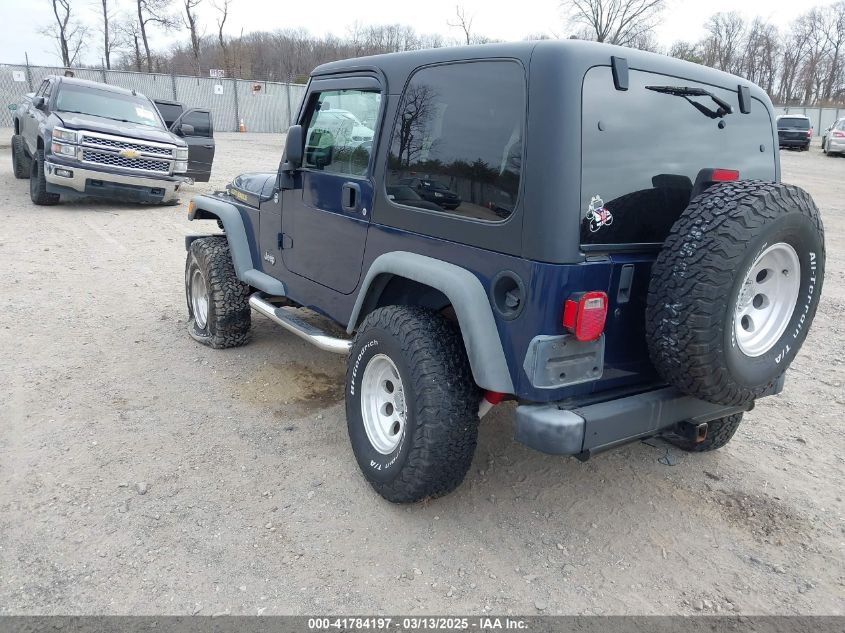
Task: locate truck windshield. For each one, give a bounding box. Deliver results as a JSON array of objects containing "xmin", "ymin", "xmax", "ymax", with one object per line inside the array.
[{"xmin": 55, "ymin": 85, "xmax": 164, "ymax": 128}]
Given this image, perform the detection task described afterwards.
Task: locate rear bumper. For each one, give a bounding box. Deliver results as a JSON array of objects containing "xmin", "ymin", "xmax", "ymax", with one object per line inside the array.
[
  {"xmin": 827, "ymin": 138, "xmax": 845, "ymax": 152},
  {"xmin": 44, "ymin": 161, "xmax": 185, "ymax": 203},
  {"xmin": 778, "ymin": 138, "xmax": 810, "ymax": 148},
  {"xmin": 514, "ymin": 379, "xmax": 784, "ymax": 457}
]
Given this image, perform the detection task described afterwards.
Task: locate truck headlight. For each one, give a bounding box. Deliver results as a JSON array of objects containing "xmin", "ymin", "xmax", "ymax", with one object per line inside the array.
[
  {"xmin": 174, "ymin": 160, "xmax": 188, "ymax": 173},
  {"xmin": 53, "ymin": 127, "xmax": 78, "ymax": 143},
  {"xmin": 175, "ymin": 147, "xmax": 189, "ymax": 161},
  {"xmin": 51, "ymin": 142, "xmax": 78, "ymax": 158}
]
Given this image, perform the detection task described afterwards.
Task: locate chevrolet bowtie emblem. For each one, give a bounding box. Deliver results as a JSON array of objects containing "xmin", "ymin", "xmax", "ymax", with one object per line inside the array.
[{"xmin": 119, "ymin": 149, "xmax": 140, "ymax": 159}]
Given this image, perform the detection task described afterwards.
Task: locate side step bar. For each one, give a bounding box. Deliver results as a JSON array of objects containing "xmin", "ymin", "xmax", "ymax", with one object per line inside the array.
[{"xmin": 248, "ymin": 293, "xmax": 352, "ymax": 355}]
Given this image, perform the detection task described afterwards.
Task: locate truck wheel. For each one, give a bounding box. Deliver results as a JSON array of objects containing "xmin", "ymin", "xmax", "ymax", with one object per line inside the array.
[
  {"xmin": 665, "ymin": 413, "xmax": 743, "ymax": 452},
  {"xmin": 185, "ymin": 236, "xmax": 251, "ymax": 349},
  {"xmin": 29, "ymin": 149, "xmax": 60, "ymax": 205},
  {"xmin": 11, "ymin": 134, "xmax": 29, "ymax": 179},
  {"xmin": 647, "ymin": 181, "xmax": 824, "ymax": 406},
  {"xmin": 346, "ymin": 306, "xmax": 481, "ymax": 503}
]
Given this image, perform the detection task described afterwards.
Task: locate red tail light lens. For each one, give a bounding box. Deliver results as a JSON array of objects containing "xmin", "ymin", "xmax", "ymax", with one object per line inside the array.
[
  {"xmin": 807, "ymin": 128, "xmax": 813, "ymax": 137},
  {"xmin": 563, "ymin": 291, "xmax": 608, "ymax": 342},
  {"xmin": 834, "ymin": 131, "xmax": 845, "ymax": 138},
  {"xmin": 711, "ymin": 169, "xmax": 740, "ymax": 182}
]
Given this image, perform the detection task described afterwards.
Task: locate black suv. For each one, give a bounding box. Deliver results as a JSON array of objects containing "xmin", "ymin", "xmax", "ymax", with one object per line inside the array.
[
  {"xmin": 777, "ymin": 114, "xmax": 812, "ymax": 151},
  {"xmin": 181, "ymin": 41, "xmax": 825, "ymax": 504}
]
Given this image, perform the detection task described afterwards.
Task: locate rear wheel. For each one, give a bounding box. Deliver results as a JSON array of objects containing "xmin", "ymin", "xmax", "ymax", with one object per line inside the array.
[
  {"xmin": 11, "ymin": 134, "xmax": 29, "ymax": 179},
  {"xmin": 647, "ymin": 181, "xmax": 824, "ymax": 406},
  {"xmin": 185, "ymin": 236, "xmax": 251, "ymax": 349},
  {"xmin": 29, "ymin": 149, "xmax": 60, "ymax": 205},
  {"xmin": 346, "ymin": 306, "xmax": 480, "ymax": 503}
]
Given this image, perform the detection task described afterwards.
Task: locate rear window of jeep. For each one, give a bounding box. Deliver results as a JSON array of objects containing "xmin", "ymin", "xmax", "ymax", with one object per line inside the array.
[
  {"xmin": 386, "ymin": 60, "xmax": 525, "ymax": 222},
  {"xmin": 580, "ymin": 67, "xmax": 776, "ymax": 246}
]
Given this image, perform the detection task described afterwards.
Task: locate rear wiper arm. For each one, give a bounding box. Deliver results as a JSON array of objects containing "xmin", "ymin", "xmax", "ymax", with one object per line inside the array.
[{"xmin": 646, "ymin": 85, "xmax": 733, "ymax": 119}]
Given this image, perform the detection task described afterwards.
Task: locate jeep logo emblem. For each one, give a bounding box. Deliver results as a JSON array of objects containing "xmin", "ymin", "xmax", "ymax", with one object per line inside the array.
[{"xmin": 119, "ymin": 148, "xmax": 140, "ymax": 159}]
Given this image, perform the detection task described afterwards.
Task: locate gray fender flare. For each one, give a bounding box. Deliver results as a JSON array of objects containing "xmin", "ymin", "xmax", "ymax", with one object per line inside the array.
[
  {"xmin": 187, "ymin": 195, "xmax": 286, "ymax": 296},
  {"xmin": 348, "ymin": 251, "xmax": 515, "ymax": 394}
]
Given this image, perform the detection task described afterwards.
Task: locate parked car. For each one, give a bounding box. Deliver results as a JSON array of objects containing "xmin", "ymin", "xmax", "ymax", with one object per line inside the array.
[
  {"xmin": 10, "ymin": 76, "xmax": 215, "ymax": 206},
  {"xmin": 397, "ymin": 177, "xmax": 462, "ymax": 210},
  {"xmin": 180, "ymin": 41, "xmax": 825, "ymax": 504},
  {"xmin": 386, "ymin": 185, "xmax": 444, "ymax": 211},
  {"xmin": 821, "ymin": 117, "xmax": 845, "ymax": 155},
  {"xmin": 777, "ymin": 114, "xmax": 812, "ymax": 151}
]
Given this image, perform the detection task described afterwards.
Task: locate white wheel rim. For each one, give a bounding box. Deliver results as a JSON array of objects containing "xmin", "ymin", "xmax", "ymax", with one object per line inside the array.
[
  {"xmin": 360, "ymin": 354, "xmax": 407, "ymax": 454},
  {"xmin": 190, "ymin": 268, "xmax": 209, "ymax": 329},
  {"xmin": 734, "ymin": 242, "xmax": 801, "ymax": 357}
]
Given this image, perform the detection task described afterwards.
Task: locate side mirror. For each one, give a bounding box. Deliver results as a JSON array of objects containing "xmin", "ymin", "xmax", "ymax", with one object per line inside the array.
[
  {"xmin": 33, "ymin": 96, "xmax": 45, "ymax": 110},
  {"xmin": 283, "ymin": 124, "xmax": 303, "ymax": 168},
  {"xmin": 179, "ymin": 123, "xmax": 195, "ymax": 136}
]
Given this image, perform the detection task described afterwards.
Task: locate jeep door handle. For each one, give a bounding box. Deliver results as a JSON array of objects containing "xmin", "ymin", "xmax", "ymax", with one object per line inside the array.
[{"xmin": 341, "ymin": 182, "xmax": 361, "ymax": 212}]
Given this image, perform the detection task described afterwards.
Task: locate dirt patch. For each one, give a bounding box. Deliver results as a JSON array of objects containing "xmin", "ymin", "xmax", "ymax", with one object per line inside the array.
[
  {"xmin": 714, "ymin": 489, "xmax": 811, "ymax": 542},
  {"xmin": 236, "ymin": 360, "xmax": 345, "ymax": 412}
]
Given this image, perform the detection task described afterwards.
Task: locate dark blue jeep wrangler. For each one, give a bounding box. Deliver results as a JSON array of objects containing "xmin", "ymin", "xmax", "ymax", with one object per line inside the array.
[{"xmin": 182, "ymin": 40, "xmax": 825, "ymax": 503}]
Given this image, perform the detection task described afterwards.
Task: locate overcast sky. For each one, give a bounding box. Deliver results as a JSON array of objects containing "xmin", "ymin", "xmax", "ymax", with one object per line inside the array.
[{"xmin": 0, "ymin": 0, "xmax": 837, "ymax": 67}]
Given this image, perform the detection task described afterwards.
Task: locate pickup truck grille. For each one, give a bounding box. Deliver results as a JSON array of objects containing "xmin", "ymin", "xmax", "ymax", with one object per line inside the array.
[
  {"xmin": 78, "ymin": 130, "xmax": 177, "ymax": 176},
  {"xmin": 82, "ymin": 148, "xmax": 171, "ymax": 173},
  {"xmin": 83, "ymin": 135, "xmax": 175, "ymax": 157}
]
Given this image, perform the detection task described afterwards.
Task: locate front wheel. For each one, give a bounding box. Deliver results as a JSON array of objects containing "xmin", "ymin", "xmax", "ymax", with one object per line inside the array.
[
  {"xmin": 346, "ymin": 306, "xmax": 480, "ymax": 503},
  {"xmin": 185, "ymin": 236, "xmax": 251, "ymax": 349},
  {"xmin": 29, "ymin": 149, "xmax": 60, "ymax": 205},
  {"xmin": 11, "ymin": 134, "xmax": 29, "ymax": 179}
]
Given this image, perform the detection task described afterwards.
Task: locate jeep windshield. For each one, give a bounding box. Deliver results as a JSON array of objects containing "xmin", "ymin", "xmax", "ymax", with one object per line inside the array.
[{"xmin": 55, "ymin": 85, "xmax": 164, "ymax": 128}]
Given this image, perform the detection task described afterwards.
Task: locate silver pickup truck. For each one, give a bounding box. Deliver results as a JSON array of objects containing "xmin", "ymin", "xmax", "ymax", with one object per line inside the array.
[{"xmin": 11, "ymin": 75, "xmax": 215, "ymax": 205}]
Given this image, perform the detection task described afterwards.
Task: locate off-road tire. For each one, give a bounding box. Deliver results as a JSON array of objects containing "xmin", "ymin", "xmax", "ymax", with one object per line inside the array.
[
  {"xmin": 185, "ymin": 236, "xmax": 251, "ymax": 349},
  {"xmin": 29, "ymin": 149, "xmax": 60, "ymax": 205},
  {"xmin": 665, "ymin": 413, "xmax": 744, "ymax": 452},
  {"xmin": 346, "ymin": 306, "xmax": 481, "ymax": 503},
  {"xmin": 11, "ymin": 134, "xmax": 29, "ymax": 179},
  {"xmin": 647, "ymin": 181, "xmax": 824, "ymax": 406}
]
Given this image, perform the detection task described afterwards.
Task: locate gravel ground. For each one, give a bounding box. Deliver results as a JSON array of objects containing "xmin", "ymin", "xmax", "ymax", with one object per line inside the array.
[{"xmin": 0, "ymin": 132, "xmax": 842, "ymax": 616}]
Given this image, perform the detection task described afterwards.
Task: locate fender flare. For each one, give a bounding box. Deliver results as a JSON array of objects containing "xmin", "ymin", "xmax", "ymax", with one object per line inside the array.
[
  {"xmin": 348, "ymin": 251, "xmax": 515, "ymax": 394},
  {"xmin": 187, "ymin": 194, "xmax": 287, "ymax": 296}
]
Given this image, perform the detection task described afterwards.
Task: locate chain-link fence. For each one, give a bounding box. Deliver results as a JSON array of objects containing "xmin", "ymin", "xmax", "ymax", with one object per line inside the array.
[{"xmin": 1, "ymin": 63, "xmax": 307, "ymax": 133}]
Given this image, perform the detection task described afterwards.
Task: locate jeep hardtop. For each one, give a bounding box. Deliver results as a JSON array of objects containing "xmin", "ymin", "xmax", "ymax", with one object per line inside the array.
[{"xmin": 181, "ymin": 40, "xmax": 825, "ymax": 503}]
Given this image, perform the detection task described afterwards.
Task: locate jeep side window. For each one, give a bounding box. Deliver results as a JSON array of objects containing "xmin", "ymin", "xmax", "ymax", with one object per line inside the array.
[
  {"xmin": 386, "ymin": 61, "xmax": 525, "ymax": 222},
  {"xmin": 302, "ymin": 89, "xmax": 380, "ymax": 178}
]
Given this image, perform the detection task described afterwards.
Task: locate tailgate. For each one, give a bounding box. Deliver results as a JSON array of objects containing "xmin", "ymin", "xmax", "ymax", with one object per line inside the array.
[{"xmin": 599, "ymin": 252, "xmax": 659, "ymax": 385}]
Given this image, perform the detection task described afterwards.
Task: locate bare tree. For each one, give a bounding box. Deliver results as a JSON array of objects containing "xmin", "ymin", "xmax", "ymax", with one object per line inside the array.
[
  {"xmin": 135, "ymin": 0, "xmax": 178, "ymax": 72},
  {"xmin": 448, "ymin": 5, "xmax": 473, "ymax": 45},
  {"xmin": 213, "ymin": 0, "xmax": 232, "ymax": 77},
  {"xmin": 95, "ymin": 0, "xmax": 122, "ymax": 69},
  {"xmin": 699, "ymin": 12, "xmax": 746, "ymax": 74},
  {"xmin": 562, "ymin": 0, "xmax": 665, "ymax": 46},
  {"xmin": 42, "ymin": 0, "xmax": 88, "ymax": 67},
  {"xmin": 182, "ymin": 0, "xmax": 203, "ymax": 75}
]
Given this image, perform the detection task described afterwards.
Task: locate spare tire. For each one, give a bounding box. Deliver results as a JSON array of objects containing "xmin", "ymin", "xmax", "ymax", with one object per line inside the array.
[{"xmin": 646, "ymin": 180, "xmax": 825, "ymax": 406}]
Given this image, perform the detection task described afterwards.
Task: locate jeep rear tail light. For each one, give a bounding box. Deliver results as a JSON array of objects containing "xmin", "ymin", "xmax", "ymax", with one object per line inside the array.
[
  {"xmin": 711, "ymin": 168, "xmax": 739, "ymax": 182},
  {"xmin": 563, "ymin": 291, "xmax": 608, "ymax": 342}
]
